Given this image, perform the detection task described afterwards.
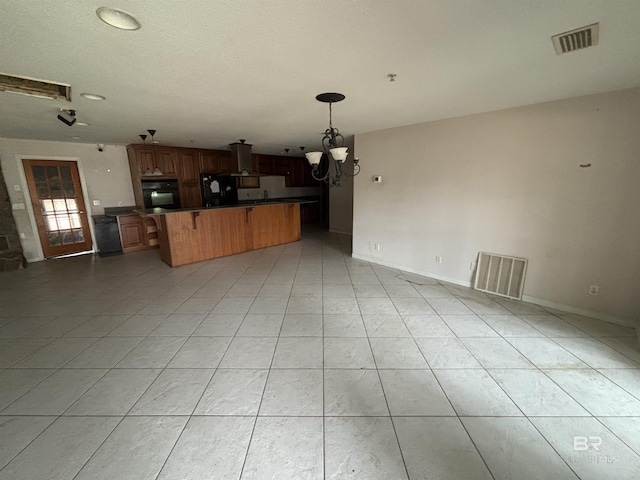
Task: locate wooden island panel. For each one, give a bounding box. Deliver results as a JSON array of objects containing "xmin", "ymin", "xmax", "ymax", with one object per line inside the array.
[
  {"xmin": 155, "ymin": 203, "xmax": 300, "ymax": 267},
  {"xmin": 249, "ymin": 204, "xmax": 300, "ymax": 250}
]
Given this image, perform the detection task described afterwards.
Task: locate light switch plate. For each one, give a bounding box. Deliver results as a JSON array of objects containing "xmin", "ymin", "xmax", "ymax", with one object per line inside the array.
[{"xmin": 12, "ymin": 203, "xmax": 26, "ymax": 210}]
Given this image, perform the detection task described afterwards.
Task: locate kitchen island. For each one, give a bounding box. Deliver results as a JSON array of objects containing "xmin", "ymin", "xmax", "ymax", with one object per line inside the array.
[{"xmin": 136, "ymin": 200, "xmax": 304, "ymax": 267}]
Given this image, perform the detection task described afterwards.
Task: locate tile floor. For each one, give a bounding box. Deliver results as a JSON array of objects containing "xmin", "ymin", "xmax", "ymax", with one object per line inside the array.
[{"xmin": 1, "ymin": 227, "xmax": 639, "ymax": 479}]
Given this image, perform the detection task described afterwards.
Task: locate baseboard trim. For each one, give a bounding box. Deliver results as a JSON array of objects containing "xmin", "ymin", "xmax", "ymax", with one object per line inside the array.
[
  {"xmin": 521, "ymin": 295, "xmax": 637, "ymax": 328},
  {"xmin": 352, "ymin": 252, "xmax": 636, "ymax": 329},
  {"xmin": 352, "ymin": 253, "xmax": 472, "ymax": 288},
  {"xmin": 329, "ymin": 229, "xmax": 352, "ymax": 235}
]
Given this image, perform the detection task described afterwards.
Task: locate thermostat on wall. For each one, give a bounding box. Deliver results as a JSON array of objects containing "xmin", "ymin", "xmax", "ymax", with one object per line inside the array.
[{"xmin": 373, "ymin": 175, "xmax": 383, "ymax": 183}]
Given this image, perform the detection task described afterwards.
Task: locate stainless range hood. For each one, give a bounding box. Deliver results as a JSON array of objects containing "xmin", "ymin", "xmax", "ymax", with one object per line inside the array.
[{"xmin": 227, "ymin": 139, "xmax": 264, "ymax": 177}]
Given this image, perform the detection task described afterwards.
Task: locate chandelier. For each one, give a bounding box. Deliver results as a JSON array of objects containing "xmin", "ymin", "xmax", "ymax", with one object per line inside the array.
[{"xmin": 305, "ymin": 93, "xmax": 360, "ymax": 187}]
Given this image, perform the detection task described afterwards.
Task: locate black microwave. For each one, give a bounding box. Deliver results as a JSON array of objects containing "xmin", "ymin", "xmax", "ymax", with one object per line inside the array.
[{"xmin": 141, "ymin": 180, "xmax": 181, "ymax": 209}]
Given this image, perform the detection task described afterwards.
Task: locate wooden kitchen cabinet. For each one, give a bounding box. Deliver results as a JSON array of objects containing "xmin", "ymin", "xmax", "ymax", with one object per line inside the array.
[
  {"xmin": 155, "ymin": 149, "xmax": 177, "ymax": 176},
  {"xmin": 255, "ymin": 155, "xmax": 290, "ymax": 177},
  {"xmin": 300, "ymin": 202, "xmax": 320, "ymax": 223},
  {"xmin": 199, "ymin": 150, "xmax": 234, "ymax": 174},
  {"xmin": 177, "ymin": 150, "xmax": 202, "ymax": 208},
  {"xmin": 128, "ymin": 143, "xmax": 317, "ymax": 211},
  {"xmin": 117, "ymin": 215, "xmax": 159, "ymax": 253},
  {"xmin": 117, "ymin": 215, "xmax": 146, "ymax": 253},
  {"xmin": 130, "ymin": 146, "xmax": 177, "ymax": 177},
  {"xmin": 287, "ymin": 157, "xmax": 318, "ymax": 187}
]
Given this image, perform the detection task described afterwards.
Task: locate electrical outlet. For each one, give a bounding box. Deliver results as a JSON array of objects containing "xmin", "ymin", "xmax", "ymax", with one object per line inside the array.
[
  {"xmin": 19, "ymin": 233, "xmax": 26, "ymax": 239},
  {"xmin": 11, "ymin": 203, "xmax": 25, "ymax": 210},
  {"xmin": 13, "ymin": 184, "xmax": 21, "ymax": 191},
  {"xmin": 375, "ymin": 244, "xmax": 381, "ymax": 251},
  {"xmin": 118, "ymin": 201, "xmax": 123, "ymax": 206},
  {"xmin": 435, "ymin": 255, "xmax": 442, "ymax": 263},
  {"xmin": 93, "ymin": 200, "xmax": 101, "ymax": 206},
  {"xmin": 589, "ymin": 285, "xmax": 599, "ymax": 295},
  {"xmin": 470, "ymin": 262, "xmax": 477, "ymax": 271}
]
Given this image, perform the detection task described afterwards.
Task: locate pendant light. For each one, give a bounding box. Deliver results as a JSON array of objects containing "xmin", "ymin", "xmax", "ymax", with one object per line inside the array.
[{"xmin": 305, "ymin": 93, "xmax": 360, "ymax": 187}]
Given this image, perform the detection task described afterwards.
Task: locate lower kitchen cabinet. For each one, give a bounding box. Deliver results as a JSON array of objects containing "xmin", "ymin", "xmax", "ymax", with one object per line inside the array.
[
  {"xmin": 300, "ymin": 203, "xmax": 320, "ymax": 224},
  {"xmin": 117, "ymin": 215, "xmax": 146, "ymax": 253},
  {"xmin": 117, "ymin": 215, "xmax": 159, "ymax": 253}
]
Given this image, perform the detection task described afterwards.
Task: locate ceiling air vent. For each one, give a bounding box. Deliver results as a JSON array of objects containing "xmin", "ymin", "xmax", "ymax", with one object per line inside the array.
[
  {"xmin": 0, "ymin": 73, "xmax": 71, "ymax": 101},
  {"xmin": 551, "ymin": 23, "xmax": 599, "ymax": 55}
]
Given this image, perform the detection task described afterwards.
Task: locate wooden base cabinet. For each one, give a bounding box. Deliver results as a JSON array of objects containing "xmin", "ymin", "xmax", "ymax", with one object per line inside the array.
[
  {"xmin": 117, "ymin": 215, "xmax": 159, "ymax": 253},
  {"xmin": 117, "ymin": 215, "xmax": 146, "ymax": 253},
  {"xmin": 155, "ymin": 204, "xmax": 300, "ymax": 267}
]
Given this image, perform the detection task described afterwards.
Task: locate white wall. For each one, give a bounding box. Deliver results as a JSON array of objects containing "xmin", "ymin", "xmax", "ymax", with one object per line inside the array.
[
  {"xmin": 353, "ymin": 87, "xmax": 640, "ymax": 325},
  {"xmin": 329, "ymin": 136, "xmax": 354, "ymax": 235},
  {"xmin": 0, "ymin": 138, "xmax": 135, "ymax": 261}
]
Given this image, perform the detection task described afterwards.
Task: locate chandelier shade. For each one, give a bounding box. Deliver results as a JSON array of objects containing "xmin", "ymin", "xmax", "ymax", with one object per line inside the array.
[{"xmin": 305, "ymin": 152, "xmax": 323, "ymax": 165}]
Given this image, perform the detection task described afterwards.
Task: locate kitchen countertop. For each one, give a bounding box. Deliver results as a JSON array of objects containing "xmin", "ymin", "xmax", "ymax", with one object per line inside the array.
[
  {"xmin": 103, "ymin": 206, "xmax": 139, "ymax": 217},
  {"xmin": 134, "ymin": 197, "xmax": 318, "ymax": 216}
]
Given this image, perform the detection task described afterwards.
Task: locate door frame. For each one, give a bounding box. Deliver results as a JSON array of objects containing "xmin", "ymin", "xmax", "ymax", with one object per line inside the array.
[{"xmin": 16, "ymin": 155, "xmax": 96, "ymax": 261}]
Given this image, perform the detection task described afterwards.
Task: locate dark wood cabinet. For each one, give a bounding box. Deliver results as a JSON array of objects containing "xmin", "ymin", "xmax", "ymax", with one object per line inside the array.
[
  {"xmin": 177, "ymin": 150, "xmax": 202, "ymax": 208},
  {"xmin": 287, "ymin": 157, "xmax": 318, "ymax": 187},
  {"xmin": 300, "ymin": 203, "xmax": 320, "ymax": 224},
  {"xmin": 199, "ymin": 150, "xmax": 234, "ymax": 174},
  {"xmin": 131, "ymin": 147, "xmax": 177, "ymax": 177},
  {"xmin": 128, "ymin": 144, "xmax": 318, "ymax": 210},
  {"xmin": 255, "ymin": 155, "xmax": 290, "ymax": 177}
]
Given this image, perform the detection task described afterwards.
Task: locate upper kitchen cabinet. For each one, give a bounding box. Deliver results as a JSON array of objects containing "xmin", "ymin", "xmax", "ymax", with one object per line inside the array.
[
  {"xmin": 155, "ymin": 149, "xmax": 178, "ymax": 176},
  {"xmin": 287, "ymin": 157, "xmax": 318, "ymax": 187},
  {"xmin": 255, "ymin": 155, "xmax": 290, "ymax": 177},
  {"xmin": 199, "ymin": 150, "xmax": 234, "ymax": 174},
  {"xmin": 128, "ymin": 145, "xmax": 177, "ymax": 178}
]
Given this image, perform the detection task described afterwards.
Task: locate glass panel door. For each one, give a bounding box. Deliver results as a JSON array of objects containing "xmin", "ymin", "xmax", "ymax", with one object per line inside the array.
[{"xmin": 23, "ymin": 160, "xmax": 93, "ymax": 257}]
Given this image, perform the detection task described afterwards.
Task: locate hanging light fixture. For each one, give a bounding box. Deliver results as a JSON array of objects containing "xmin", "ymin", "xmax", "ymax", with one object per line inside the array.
[{"xmin": 305, "ymin": 93, "xmax": 360, "ymax": 187}]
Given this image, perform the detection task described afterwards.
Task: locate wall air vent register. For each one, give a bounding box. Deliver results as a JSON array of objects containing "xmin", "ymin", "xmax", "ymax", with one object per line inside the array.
[
  {"xmin": 551, "ymin": 23, "xmax": 599, "ymax": 54},
  {"xmin": 474, "ymin": 252, "xmax": 528, "ymax": 300}
]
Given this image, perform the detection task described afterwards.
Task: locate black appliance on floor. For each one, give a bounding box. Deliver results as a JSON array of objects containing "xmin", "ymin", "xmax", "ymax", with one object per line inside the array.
[
  {"xmin": 201, "ymin": 174, "xmax": 238, "ymax": 207},
  {"xmin": 92, "ymin": 215, "xmax": 122, "ymax": 256},
  {"xmin": 141, "ymin": 180, "xmax": 181, "ymax": 209}
]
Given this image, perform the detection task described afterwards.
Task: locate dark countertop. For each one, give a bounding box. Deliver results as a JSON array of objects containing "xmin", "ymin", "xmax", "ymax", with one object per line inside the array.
[
  {"xmin": 103, "ymin": 206, "xmax": 138, "ymax": 217},
  {"xmin": 134, "ymin": 197, "xmax": 319, "ymax": 216}
]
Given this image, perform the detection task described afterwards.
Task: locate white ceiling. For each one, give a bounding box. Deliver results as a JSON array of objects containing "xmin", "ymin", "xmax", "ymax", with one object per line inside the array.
[{"xmin": 2, "ymin": 0, "xmax": 640, "ymax": 155}]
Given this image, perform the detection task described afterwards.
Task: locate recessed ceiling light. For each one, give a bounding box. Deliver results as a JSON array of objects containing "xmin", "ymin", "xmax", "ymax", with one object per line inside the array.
[
  {"xmin": 71, "ymin": 136, "xmax": 81, "ymax": 140},
  {"xmin": 76, "ymin": 122, "xmax": 90, "ymax": 126},
  {"xmin": 96, "ymin": 7, "xmax": 141, "ymax": 30},
  {"xmin": 80, "ymin": 93, "xmax": 106, "ymax": 100}
]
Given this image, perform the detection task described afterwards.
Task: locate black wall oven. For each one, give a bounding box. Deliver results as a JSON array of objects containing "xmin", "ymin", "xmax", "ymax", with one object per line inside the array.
[{"xmin": 141, "ymin": 180, "xmax": 181, "ymax": 209}]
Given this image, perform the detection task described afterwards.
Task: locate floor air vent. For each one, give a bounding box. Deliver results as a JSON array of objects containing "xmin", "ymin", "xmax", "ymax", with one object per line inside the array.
[
  {"xmin": 551, "ymin": 23, "xmax": 599, "ymax": 55},
  {"xmin": 474, "ymin": 252, "xmax": 528, "ymax": 300}
]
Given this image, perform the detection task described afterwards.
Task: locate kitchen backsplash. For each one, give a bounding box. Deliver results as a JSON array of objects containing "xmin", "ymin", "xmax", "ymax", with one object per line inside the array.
[{"xmin": 238, "ymin": 175, "xmax": 320, "ymax": 200}]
